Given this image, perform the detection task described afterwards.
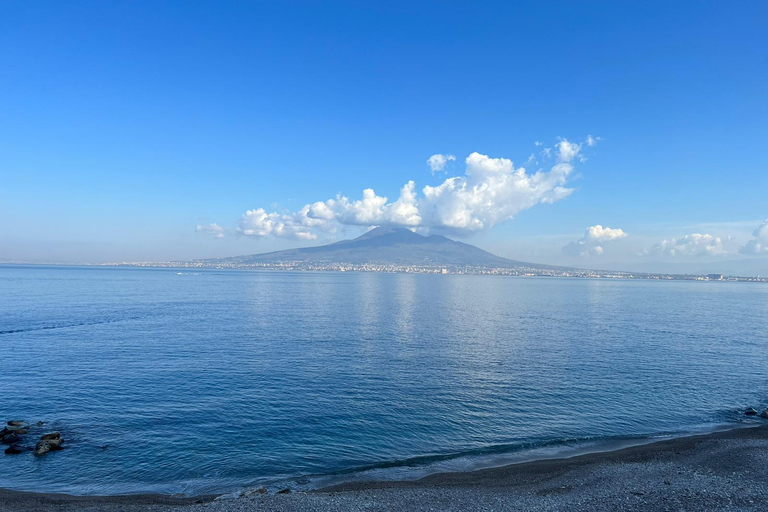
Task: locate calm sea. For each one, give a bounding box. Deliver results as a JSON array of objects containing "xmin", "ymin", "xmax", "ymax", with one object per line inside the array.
[{"xmin": 1, "ymin": 265, "xmax": 767, "ymax": 495}]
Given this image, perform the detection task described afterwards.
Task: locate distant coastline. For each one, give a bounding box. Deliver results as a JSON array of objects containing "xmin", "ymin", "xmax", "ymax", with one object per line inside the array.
[
  {"xmin": 100, "ymin": 226, "xmax": 768, "ymax": 282},
  {"xmin": 3, "ymin": 261, "xmax": 762, "ymax": 283},
  {"xmin": 4, "ymin": 225, "xmax": 766, "ymax": 281},
  {"xmin": 104, "ymin": 260, "xmax": 768, "ymax": 282}
]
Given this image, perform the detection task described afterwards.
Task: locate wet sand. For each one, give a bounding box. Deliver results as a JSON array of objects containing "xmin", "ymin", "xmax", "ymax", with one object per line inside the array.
[{"xmin": 1, "ymin": 424, "xmax": 767, "ymax": 511}]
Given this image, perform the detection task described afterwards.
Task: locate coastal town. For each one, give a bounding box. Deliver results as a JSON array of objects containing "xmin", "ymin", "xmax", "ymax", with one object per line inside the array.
[{"xmin": 111, "ymin": 260, "xmax": 768, "ymax": 282}]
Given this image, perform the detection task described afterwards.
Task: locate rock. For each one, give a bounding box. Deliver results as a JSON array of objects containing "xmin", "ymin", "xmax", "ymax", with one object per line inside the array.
[
  {"xmin": 0, "ymin": 427, "xmax": 10, "ymax": 438},
  {"xmin": 760, "ymin": 409, "xmax": 768, "ymax": 419},
  {"xmin": 35, "ymin": 441, "xmax": 51, "ymax": 456},
  {"xmin": 277, "ymin": 488, "xmax": 292, "ymax": 494},
  {"xmin": 7, "ymin": 420, "xmax": 25, "ymax": 427},
  {"xmin": 242, "ymin": 486, "xmax": 268, "ymax": 496},
  {"xmin": 36, "ymin": 422, "xmax": 45, "ymax": 426},
  {"xmin": 35, "ymin": 437, "xmax": 63, "ymax": 456},
  {"xmin": 4, "ymin": 444, "xmax": 28, "ymax": 455},
  {"xmin": 1, "ymin": 433, "xmax": 21, "ymax": 445},
  {"xmin": 41, "ymin": 432, "xmax": 61, "ymax": 441},
  {"xmin": 745, "ymin": 408, "xmax": 758, "ymax": 416},
  {"xmin": 15, "ymin": 429, "xmax": 29, "ymax": 435}
]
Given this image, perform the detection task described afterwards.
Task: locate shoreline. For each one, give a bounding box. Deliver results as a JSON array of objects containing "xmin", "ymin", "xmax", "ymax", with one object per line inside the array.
[
  {"xmin": 2, "ymin": 423, "xmax": 767, "ymax": 511},
  {"xmin": 3, "ymin": 263, "xmax": 766, "ymax": 284}
]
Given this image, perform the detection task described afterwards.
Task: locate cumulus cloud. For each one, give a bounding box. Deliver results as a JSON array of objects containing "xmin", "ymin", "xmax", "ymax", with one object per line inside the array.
[
  {"xmin": 239, "ymin": 208, "xmax": 320, "ymax": 240},
  {"xmin": 740, "ymin": 219, "xmax": 768, "ymax": 255},
  {"xmin": 231, "ymin": 138, "xmax": 590, "ymax": 240},
  {"xmin": 427, "ymin": 154, "xmax": 456, "ymax": 173},
  {"xmin": 196, "ymin": 223, "xmax": 225, "ymax": 238},
  {"xmin": 644, "ymin": 233, "xmax": 726, "ymax": 257},
  {"xmin": 562, "ymin": 225, "xmax": 627, "ymax": 257}
]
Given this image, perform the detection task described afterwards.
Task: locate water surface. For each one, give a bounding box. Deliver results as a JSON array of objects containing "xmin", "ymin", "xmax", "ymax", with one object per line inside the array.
[{"xmin": 1, "ymin": 265, "xmax": 767, "ymax": 495}]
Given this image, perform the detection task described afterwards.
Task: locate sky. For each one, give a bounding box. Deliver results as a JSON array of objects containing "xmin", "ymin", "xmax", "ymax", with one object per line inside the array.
[{"xmin": 1, "ymin": 1, "xmax": 767, "ymax": 274}]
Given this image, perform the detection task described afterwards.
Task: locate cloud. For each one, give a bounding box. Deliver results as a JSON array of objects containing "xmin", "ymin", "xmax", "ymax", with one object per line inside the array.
[
  {"xmin": 586, "ymin": 135, "xmax": 601, "ymax": 147},
  {"xmin": 555, "ymin": 139, "xmax": 581, "ymax": 163},
  {"xmin": 239, "ymin": 208, "xmax": 320, "ymax": 240},
  {"xmin": 231, "ymin": 138, "xmax": 590, "ymax": 240},
  {"xmin": 740, "ymin": 219, "xmax": 768, "ymax": 255},
  {"xmin": 196, "ymin": 223, "xmax": 225, "ymax": 238},
  {"xmin": 562, "ymin": 225, "xmax": 627, "ymax": 257},
  {"xmin": 644, "ymin": 233, "xmax": 726, "ymax": 257},
  {"xmin": 427, "ymin": 154, "xmax": 456, "ymax": 173}
]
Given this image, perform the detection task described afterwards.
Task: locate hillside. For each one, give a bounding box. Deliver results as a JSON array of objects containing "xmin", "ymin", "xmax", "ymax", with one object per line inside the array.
[{"xmin": 202, "ymin": 227, "xmax": 561, "ymax": 269}]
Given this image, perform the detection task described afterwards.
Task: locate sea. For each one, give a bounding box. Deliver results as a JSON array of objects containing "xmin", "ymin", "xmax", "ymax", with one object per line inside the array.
[{"xmin": 1, "ymin": 265, "xmax": 767, "ymax": 496}]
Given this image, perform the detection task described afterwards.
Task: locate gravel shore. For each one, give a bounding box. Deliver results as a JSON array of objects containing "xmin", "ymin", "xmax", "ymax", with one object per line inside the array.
[{"xmin": 2, "ymin": 424, "xmax": 767, "ymax": 511}]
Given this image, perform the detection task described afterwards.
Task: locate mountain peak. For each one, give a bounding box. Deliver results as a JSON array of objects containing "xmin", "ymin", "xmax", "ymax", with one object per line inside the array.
[
  {"xmin": 354, "ymin": 226, "xmax": 421, "ymax": 241},
  {"xmin": 208, "ymin": 225, "xmax": 557, "ymax": 270}
]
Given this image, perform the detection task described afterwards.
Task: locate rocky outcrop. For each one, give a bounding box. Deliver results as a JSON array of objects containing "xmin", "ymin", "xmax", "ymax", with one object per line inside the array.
[
  {"xmin": 760, "ymin": 409, "xmax": 768, "ymax": 419},
  {"xmin": 4, "ymin": 444, "xmax": 28, "ymax": 455},
  {"xmin": 35, "ymin": 432, "xmax": 63, "ymax": 456},
  {"xmin": 1, "ymin": 420, "xmax": 54, "ymax": 455},
  {"xmin": 1, "ymin": 433, "xmax": 21, "ymax": 445}
]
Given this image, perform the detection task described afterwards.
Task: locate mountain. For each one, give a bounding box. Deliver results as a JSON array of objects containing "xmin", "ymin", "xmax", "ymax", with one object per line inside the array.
[{"xmin": 204, "ymin": 227, "xmax": 559, "ymax": 269}]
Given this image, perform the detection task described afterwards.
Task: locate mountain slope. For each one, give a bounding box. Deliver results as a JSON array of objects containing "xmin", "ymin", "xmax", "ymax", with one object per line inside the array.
[{"xmin": 205, "ymin": 227, "xmax": 561, "ymax": 269}]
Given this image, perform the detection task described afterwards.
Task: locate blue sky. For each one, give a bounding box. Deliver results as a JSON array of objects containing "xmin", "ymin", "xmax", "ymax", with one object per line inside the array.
[{"xmin": 1, "ymin": 1, "xmax": 767, "ymax": 273}]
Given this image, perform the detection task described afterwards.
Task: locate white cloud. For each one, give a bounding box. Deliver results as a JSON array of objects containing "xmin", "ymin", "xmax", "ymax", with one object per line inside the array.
[
  {"xmin": 644, "ymin": 233, "xmax": 726, "ymax": 257},
  {"xmin": 740, "ymin": 219, "xmax": 768, "ymax": 255},
  {"xmin": 239, "ymin": 208, "xmax": 319, "ymax": 240},
  {"xmin": 556, "ymin": 139, "xmax": 581, "ymax": 163},
  {"xmin": 586, "ymin": 135, "xmax": 601, "ymax": 147},
  {"xmin": 195, "ymin": 223, "xmax": 225, "ymax": 238},
  {"xmin": 233, "ymin": 139, "xmax": 589, "ymax": 240},
  {"xmin": 562, "ymin": 225, "xmax": 627, "ymax": 257},
  {"xmin": 427, "ymin": 154, "xmax": 456, "ymax": 173}
]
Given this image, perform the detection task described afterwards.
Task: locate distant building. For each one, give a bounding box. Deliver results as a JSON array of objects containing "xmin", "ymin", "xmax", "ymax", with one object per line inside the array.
[{"xmin": 707, "ymin": 273, "xmax": 723, "ymax": 281}]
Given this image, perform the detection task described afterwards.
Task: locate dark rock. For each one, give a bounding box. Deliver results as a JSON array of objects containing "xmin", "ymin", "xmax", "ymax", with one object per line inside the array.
[
  {"xmin": 243, "ymin": 486, "xmax": 268, "ymax": 496},
  {"xmin": 1, "ymin": 433, "xmax": 21, "ymax": 445},
  {"xmin": 15, "ymin": 429, "xmax": 28, "ymax": 435},
  {"xmin": 277, "ymin": 488, "xmax": 292, "ymax": 494},
  {"xmin": 745, "ymin": 408, "xmax": 758, "ymax": 416},
  {"xmin": 4, "ymin": 444, "xmax": 28, "ymax": 455},
  {"xmin": 36, "ymin": 421, "xmax": 45, "ymax": 426},
  {"xmin": 35, "ymin": 441, "xmax": 51, "ymax": 456},
  {"xmin": 41, "ymin": 432, "xmax": 61, "ymax": 441},
  {"xmin": 7, "ymin": 421, "xmax": 25, "ymax": 427},
  {"xmin": 760, "ymin": 409, "xmax": 768, "ymax": 419},
  {"xmin": 0, "ymin": 427, "xmax": 10, "ymax": 438},
  {"xmin": 35, "ymin": 438, "xmax": 63, "ymax": 456}
]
